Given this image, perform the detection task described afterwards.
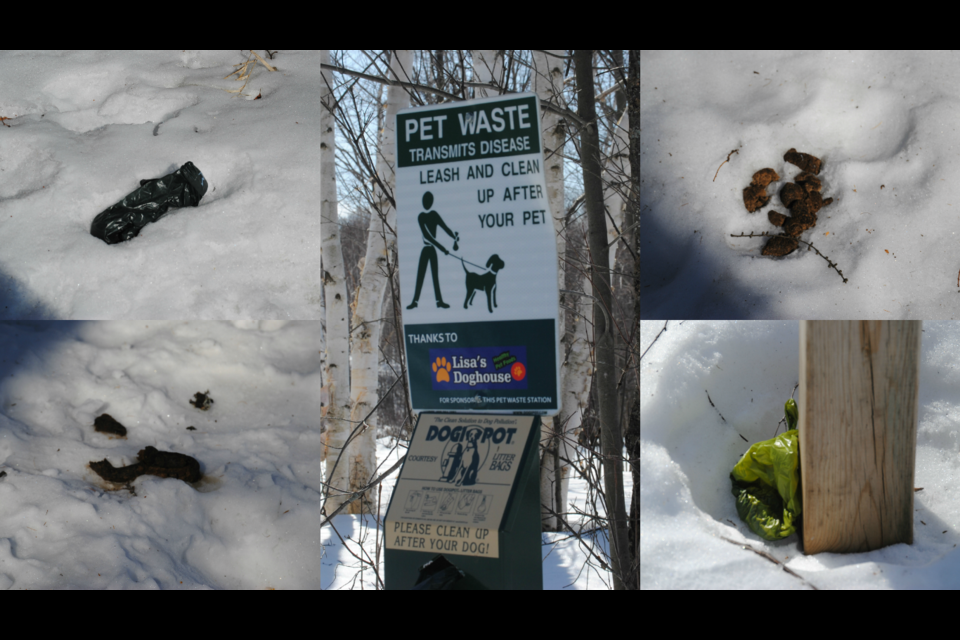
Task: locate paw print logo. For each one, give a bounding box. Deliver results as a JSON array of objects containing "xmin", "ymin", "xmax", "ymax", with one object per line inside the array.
[{"xmin": 433, "ymin": 357, "xmax": 452, "ymax": 382}]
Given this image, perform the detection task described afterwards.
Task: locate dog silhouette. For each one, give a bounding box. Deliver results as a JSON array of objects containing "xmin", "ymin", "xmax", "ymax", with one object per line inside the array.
[{"xmin": 463, "ymin": 254, "xmax": 505, "ymax": 313}]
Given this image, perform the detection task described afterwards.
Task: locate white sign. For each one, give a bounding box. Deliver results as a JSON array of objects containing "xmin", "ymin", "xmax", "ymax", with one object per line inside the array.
[{"xmin": 396, "ymin": 93, "xmax": 560, "ymax": 415}]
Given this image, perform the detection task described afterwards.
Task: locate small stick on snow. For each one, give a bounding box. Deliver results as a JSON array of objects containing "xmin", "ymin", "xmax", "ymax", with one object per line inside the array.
[
  {"xmin": 730, "ymin": 231, "xmax": 848, "ymax": 283},
  {"xmin": 705, "ymin": 390, "xmax": 727, "ymax": 423},
  {"xmin": 719, "ymin": 536, "xmax": 819, "ymax": 589},
  {"xmin": 713, "ymin": 149, "xmax": 739, "ymax": 182}
]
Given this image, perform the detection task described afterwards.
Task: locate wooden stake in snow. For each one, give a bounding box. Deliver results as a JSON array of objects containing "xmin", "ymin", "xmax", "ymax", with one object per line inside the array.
[{"xmin": 799, "ymin": 321, "xmax": 921, "ymax": 554}]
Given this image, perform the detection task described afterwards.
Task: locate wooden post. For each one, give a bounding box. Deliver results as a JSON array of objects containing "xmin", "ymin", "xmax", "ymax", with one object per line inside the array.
[{"xmin": 799, "ymin": 321, "xmax": 921, "ymax": 555}]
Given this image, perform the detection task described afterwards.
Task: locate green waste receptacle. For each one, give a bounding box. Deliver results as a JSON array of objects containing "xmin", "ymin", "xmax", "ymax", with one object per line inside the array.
[{"xmin": 384, "ymin": 413, "xmax": 542, "ymax": 590}]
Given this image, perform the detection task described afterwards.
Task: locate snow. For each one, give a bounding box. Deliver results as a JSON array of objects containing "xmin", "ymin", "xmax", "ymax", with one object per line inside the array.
[
  {"xmin": 0, "ymin": 320, "xmax": 324, "ymax": 589},
  {"xmin": 640, "ymin": 51, "xmax": 960, "ymax": 319},
  {"xmin": 640, "ymin": 320, "xmax": 960, "ymax": 589},
  {"xmin": 0, "ymin": 51, "xmax": 322, "ymax": 319},
  {"xmin": 0, "ymin": 320, "xmax": 619, "ymax": 589}
]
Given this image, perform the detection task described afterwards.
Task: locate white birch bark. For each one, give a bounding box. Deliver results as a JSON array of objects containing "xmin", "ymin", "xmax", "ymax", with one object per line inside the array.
[
  {"xmin": 557, "ymin": 280, "xmax": 592, "ymax": 525},
  {"xmin": 344, "ymin": 49, "xmax": 412, "ymax": 514},
  {"xmin": 531, "ymin": 51, "xmax": 595, "ymax": 531},
  {"xmin": 603, "ymin": 110, "xmax": 630, "ymax": 272},
  {"xmin": 533, "ymin": 50, "xmax": 567, "ymax": 530},
  {"xmin": 319, "ymin": 50, "xmax": 353, "ymax": 510},
  {"xmin": 471, "ymin": 50, "xmax": 502, "ymax": 97}
]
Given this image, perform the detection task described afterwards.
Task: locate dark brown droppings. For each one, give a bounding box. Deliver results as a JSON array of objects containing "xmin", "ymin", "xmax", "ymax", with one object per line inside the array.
[
  {"xmin": 743, "ymin": 184, "xmax": 770, "ymax": 212},
  {"xmin": 768, "ymin": 211, "xmax": 787, "ymax": 227},
  {"xmin": 784, "ymin": 212, "xmax": 817, "ymax": 237},
  {"xmin": 94, "ymin": 413, "xmax": 127, "ymax": 437},
  {"xmin": 794, "ymin": 172, "xmax": 822, "ymax": 193},
  {"xmin": 90, "ymin": 458, "xmax": 140, "ymax": 483},
  {"xmin": 186, "ymin": 426, "xmax": 196, "ymax": 431},
  {"xmin": 751, "ymin": 168, "xmax": 780, "ymax": 187},
  {"xmin": 762, "ymin": 235, "xmax": 799, "ymax": 257},
  {"xmin": 90, "ymin": 446, "xmax": 201, "ymax": 484},
  {"xmin": 743, "ymin": 168, "xmax": 781, "ymax": 212},
  {"xmin": 137, "ymin": 447, "xmax": 201, "ymax": 482},
  {"xmin": 780, "ymin": 182, "xmax": 806, "ymax": 208},
  {"xmin": 787, "ymin": 198, "xmax": 816, "ymax": 219},
  {"xmin": 783, "ymin": 148, "xmax": 822, "ymax": 175},
  {"xmin": 769, "ymin": 156, "xmax": 833, "ymax": 243},
  {"xmin": 190, "ymin": 390, "xmax": 214, "ymax": 411}
]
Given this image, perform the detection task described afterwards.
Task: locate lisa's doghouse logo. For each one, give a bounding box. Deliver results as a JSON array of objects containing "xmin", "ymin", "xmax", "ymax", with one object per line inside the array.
[
  {"xmin": 430, "ymin": 346, "xmax": 527, "ymax": 389},
  {"xmin": 425, "ymin": 423, "xmax": 520, "ymax": 487}
]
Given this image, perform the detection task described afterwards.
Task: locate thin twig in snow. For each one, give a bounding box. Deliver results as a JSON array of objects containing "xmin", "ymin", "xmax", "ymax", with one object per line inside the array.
[
  {"xmin": 718, "ymin": 536, "xmax": 819, "ymax": 590},
  {"xmin": 706, "ymin": 390, "xmax": 727, "ymax": 423},
  {"xmin": 730, "ymin": 231, "xmax": 848, "ymax": 283},
  {"xmin": 714, "ymin": 149, "xmax": 739, "ymax": 182}
]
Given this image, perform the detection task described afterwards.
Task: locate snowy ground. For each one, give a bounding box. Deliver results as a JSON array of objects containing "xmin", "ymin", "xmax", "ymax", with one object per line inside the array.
[
  {"xmin": 0, "ymin": 50, "xmax": 322, "ymax": 319},
  {"xmin": 640, "ymin": 320, "xmax": 960, "ymax": 589},
  {"xmin": 0, "ymin": 321, "xmax": 324, "ymax": 589},
  {"xmin": 0, "ymin": 321, "xmax": 621, "ymax": 589},
  {"xmin": 640, "ymin": 50, "xmax": 960, "ymax": 319}
]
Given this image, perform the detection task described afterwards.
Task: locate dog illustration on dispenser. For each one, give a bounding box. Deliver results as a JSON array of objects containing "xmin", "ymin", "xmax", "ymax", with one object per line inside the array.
[{"xmin": 462, "ymin": 254, "xmax": 505, "ymax": 313}]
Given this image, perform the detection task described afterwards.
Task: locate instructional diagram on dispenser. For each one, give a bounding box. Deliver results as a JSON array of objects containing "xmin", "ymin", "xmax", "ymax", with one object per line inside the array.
[{"xmin": 385, "ymin": 413, "xmax": 534, "ymax": 558}]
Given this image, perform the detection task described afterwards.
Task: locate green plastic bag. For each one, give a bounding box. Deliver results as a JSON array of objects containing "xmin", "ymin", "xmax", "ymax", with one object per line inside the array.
[{"xmin": 730, "ymin": 399, "xmax": 802, "ymax": 541}]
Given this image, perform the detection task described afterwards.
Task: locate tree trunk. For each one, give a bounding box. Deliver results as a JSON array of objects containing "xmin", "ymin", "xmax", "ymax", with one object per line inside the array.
[
  {"xmin": 532, "ymin": 50, "xmax": 592, "ymax": 534},
  {"xmin": 344, "ymin": 50, "xmax": 413, "ymax": 514},
  {"xmin": 471, "ymin": 50, "xmax": 501, "ymax": 97},
  {"xmin": 603, "ymin": 109, "xmax": 630, "ymax": 273},
  {"xmin": 575, "ymin": 49, "xmax": 631, "ymax": 590},
  {"xmin": 610, "ymin": 50, "xmax": 626, "ymax": 119},
  {"xmin": 319, "ymin": 50, "xmax": 353, "ymax": 511},
  {"xmin": 533, "ymin": 50, "xmax": 568, "ymax": 531},
  {"xmin": 624, "ymin": 49, "xmax": 641, "ymax": 587}
]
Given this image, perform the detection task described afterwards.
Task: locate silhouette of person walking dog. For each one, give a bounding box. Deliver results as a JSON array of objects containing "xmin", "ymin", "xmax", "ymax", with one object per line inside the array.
[{"xmin": 408, "ymin": 191, "xmax": 458, "ymax": 309}]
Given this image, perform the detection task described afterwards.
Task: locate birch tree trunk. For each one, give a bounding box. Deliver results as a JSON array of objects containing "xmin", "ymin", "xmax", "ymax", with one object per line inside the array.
[
  {"xmin": 556, "ymin": 275, "xmax": 593, "ymax": 521},
  {"xmin": 344, "ymin": 49, "xmax": 413, "ymax": 514},
  {"xmin": 533, "ymin": 50, "xmax": 569, "ymax": 530},
  {"xmin": 603, "ymin": 110, "xmax": 630, "ymax": 272},
  {"xmin": 319, "ymin": 50, "xmax": 353, "ymax": 510}
]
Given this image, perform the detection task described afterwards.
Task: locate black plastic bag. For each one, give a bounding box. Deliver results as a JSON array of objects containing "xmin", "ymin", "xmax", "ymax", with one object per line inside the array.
[{"xmin": 90, "ymin": 161, "xmax": 208, "ymax": 244}]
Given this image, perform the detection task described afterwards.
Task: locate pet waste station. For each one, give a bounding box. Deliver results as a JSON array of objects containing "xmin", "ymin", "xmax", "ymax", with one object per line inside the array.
[
  {"xmin": 384, "ymin": 413, "xmax": 542, "ymax": 589},
  {"xmin": 387, "ymin": 93, "xmax": 560, "ymax": 589}
]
